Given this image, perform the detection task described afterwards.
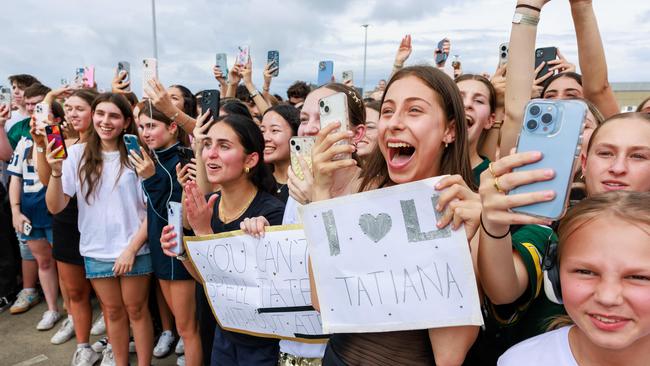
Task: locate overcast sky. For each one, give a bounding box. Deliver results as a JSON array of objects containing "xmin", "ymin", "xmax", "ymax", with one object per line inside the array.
[{"xmin": 2, "ymin": 0, "xmax": 649, "ymax": 98}]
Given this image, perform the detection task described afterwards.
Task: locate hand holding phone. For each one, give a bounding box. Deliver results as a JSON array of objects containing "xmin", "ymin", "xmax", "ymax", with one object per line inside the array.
[
  {"xmin": 498, "ymin": 42, "xmax": 509, "ymax": 66},
  {"xmin": 435, "ymin": 38, "xmax": 450, "ymax": 65},
  {"xmin": 267, "ymin": 51, "xmax": 279, "ymax": 77},
  {"xmin": 167, "ymin": 202, "xmax": 184, "ymax": 255},
  {"xmin": 237, "ymin": 46, "xmax": 250, "ymax": 65},
  {"xmin": 123, "ymin": 134, "xmax": 142, "ymax": 158},
  {"xmin": 290, "ymin": 137, "xmax": 315, "ymax": 180},
  {"xmin": 34, "ymin": 102, "xmax": 50, "ymax": 128},
  {"xmin": 535, "ymin": 47, "xmax": 558, "ymax": 79},
  {"xmin": 45, "ymin": 125, "xmax": 68, "ymax": 159},
  {"xmin": 508, "ymin": 99, "xmax": 587, "ymax": 220},
  {"xmin": 200, "ymin": 89, "xmax": 220, "ymax": 121},
  {"xmin": 176, "ymin": 146, "xmax": 195, "ymax": 168},
  {"xmin": 319, "ymin": 92, "xmax": 351, "ymax": 160},
  {"xmin": 23, "ymin": 222, "xmax": 32, "ymax": 236},
  {"xmin": 117, "ymin": 61, "xmax": 131, "ymax": 91}
]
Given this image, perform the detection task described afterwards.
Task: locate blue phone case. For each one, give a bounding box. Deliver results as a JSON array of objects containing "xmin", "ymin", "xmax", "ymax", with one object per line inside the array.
[
  {"xmin": 123, "ymin": 134, "xmax": 142, "ymax": 158},
  {"xmin": 267, "ymin": 50, "xmax": 279, "ymax": 77},
  {"xmin": 317, "ymin": 61, "xmax": 334, "ymax": 86},
  {"xmin": 509, "ymin": 99, "xmax": 587, "ymax": 220},
  {"xmin": 435, "ymin": 38, "xmax": 448, "ymax": 65}
]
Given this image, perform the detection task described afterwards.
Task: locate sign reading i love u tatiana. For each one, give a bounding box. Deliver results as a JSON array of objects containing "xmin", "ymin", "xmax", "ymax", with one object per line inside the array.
[{"xmin": 300, "ymin": 177, "xmax": 483, "ymax": 333}]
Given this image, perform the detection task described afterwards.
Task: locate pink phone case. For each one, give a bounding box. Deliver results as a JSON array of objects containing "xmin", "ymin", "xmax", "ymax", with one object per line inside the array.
[{"xmin": 83, "ymin": 66, "xmax": 95, "ymax": 88}]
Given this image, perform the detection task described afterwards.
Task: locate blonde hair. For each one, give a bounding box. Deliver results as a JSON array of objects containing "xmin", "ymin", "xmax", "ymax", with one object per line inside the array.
[{"xmin": 548, "ymin": 191, "xmax": 650, "ymax": 331}]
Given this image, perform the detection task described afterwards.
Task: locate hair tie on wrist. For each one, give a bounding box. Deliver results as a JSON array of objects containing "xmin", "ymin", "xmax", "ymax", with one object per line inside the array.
[
  {"xmin": 480, "ymin": 214, "xmax": 511, "ymax": 239},
  {"xmin": 516, "ymin": 4, "xmax": 541, "ymax": 12}
]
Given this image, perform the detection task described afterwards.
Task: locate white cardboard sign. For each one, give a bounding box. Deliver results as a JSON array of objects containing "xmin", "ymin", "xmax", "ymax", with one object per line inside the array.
[
  {"xmin": 185, "ymin": 225, "xmax": 327, "ymax": 342},
  {"xmin": 300, "ymin": 177, "xmax": 483, "ymax": 333}
]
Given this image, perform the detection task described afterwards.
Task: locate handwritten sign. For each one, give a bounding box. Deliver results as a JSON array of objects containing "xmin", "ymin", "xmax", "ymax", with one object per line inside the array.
[
  {"xmin": 300, "ymin": 177, "xmax": 483, "ymax": 333},
  {"xmin": 185, "ymin": 225, "xmax": 327, "ymax": 342}
]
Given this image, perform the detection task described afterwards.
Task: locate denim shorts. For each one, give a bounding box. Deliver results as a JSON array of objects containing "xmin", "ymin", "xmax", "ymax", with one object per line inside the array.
[
  {"xmin": 19, "ymin": 227, "xmax": 53, "ymax": 244},
  {"xmin": 84, "ymin": 254, "xmax": 153, "ymax": 279},
  {"xmin": 17, "ymin": 228, "xmax": 54, "ymax": 261},
  {"xmin": 18, "ymin": 239, "xmax": 35, "ymax": 261}
]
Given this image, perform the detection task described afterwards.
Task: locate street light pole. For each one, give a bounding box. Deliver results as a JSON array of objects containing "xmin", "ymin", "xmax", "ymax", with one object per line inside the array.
[
  {"xmin": 151, "ymin": 0, "xmax": 159, "ymax": 59},
  {"xmin": 362, "ymin": 24, "xmax": 369, "ymax": 95}
]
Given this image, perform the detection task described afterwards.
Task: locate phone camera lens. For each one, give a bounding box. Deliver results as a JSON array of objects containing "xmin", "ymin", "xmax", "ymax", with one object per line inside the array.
[
  {"xmin": 536, "ymin": 50, "xmax": 543, "ymax": 57},
  {"xmin": 501, "ymin": 52, "xmax": 507, "ymax": 58},
  {"xmin": 501, "ymin": 46, "xmax": 507, "ymax": 51},
  {"xmin": 526, "ymin": 120, "xmax": 538, "ymax": 130},
  {"xmin": 541, "ymin": 113, "xmax": 553, "ymax": 124},
  {"xmin": 296, "ymin": 145, "xmax": 301, "ymax": 151},
  {"xmin": 529, "ymin": 105, "xmax": 541, "ymax": 116},
  {"xmin": 290, "ymin": 140, "xmax": 296, "ymax": 146},
  {"xmin": 319, "ymin": 101, "xmax": 325, "ymax": 108},
  {"xmin": 324, "ymin": 106, "xmax": 330, "ymax": 113}
]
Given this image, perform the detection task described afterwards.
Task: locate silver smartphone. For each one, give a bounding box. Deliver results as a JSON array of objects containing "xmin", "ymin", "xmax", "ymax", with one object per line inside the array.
[
  {"xmin": 319, "ymin": 92, "xmax": 351, "ymax": 160},
  {"xmin": 167, "ymin": 202, "xmax": 184, "ymax": 255}
]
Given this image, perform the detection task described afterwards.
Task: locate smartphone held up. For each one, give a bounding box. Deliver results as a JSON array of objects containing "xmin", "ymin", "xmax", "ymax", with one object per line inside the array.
[{"xmin": 509, "ymin": 99, "xmax": 587, "ymax": 220}]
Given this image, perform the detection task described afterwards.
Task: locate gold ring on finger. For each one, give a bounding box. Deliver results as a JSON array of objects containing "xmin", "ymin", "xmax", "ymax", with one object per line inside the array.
[{"xmin": 494, "ymin": 176, "xmax": 505, "ymax": 193}]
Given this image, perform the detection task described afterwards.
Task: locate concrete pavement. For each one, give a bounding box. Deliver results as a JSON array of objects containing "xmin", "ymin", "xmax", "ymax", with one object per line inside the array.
[{"xmin": 0, "ymin": 298, "xmax": 180, "ymax": 366}]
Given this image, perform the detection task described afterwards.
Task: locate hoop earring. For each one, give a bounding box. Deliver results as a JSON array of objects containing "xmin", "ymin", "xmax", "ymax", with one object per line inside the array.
[{"xmin": 244, "ymin": 167, "xmax": 250, "ymax": 174}]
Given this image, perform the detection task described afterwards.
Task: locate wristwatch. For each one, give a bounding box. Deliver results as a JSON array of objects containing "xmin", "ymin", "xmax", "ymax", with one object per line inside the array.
[
  {"xmin": 36, "ymin": 146, "xmax": 45, "ymax": 153},
  {"xmin": 512, "ymin": 12, "xmax": 539, "ymax": 26}
]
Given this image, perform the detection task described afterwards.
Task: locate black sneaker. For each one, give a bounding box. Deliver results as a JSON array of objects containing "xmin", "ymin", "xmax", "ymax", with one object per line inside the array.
[{"xmin": 0, "ymin": 294, "xmax": 16, "ymax": 313}]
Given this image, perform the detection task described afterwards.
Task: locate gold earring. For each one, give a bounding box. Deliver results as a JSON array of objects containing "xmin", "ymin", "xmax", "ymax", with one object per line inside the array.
[
  {"xmin": 244, "ymin": 167, "xmax": 250, "ymax": 174},
  {"xmin": 445, "ymin": 142, "xmax": 449, "ymax": 148}
]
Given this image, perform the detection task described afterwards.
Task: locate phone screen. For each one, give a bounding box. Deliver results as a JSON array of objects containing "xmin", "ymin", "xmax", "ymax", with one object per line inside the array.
[{"xmin": 46, "ymin": 125, "xmax": 68, "ymax": 159}]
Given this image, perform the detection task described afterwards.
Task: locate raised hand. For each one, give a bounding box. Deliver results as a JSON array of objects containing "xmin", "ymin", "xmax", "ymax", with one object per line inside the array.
[
  {"xmin": 183, "ymin": 180, "xmax": 217, "ymax": 235},
  {"xmin": 531, "ymin": 62, "xmax": 554, "ymax": 98},
  {"xmin": 491, "ymin": 64, "xmax": 507, "ymax": 108},
  {"xmin": 287, "ymin": 154, "xmax": 314, "ymax": 204},
  {"xmin": 547, "ymin": 48, "xmax": 576, "ymax": 74},
  {"xmin": 128, "ymin": 147, "xmax": 156, "ymax": 179},
  {"xmin": 434, "ymin": 175, "xmax": 482, "ymax": 241},
  {"xmin": 311, "ymin": 122, "xmax": 356, "ymax": 201},
  {"xmin": 176, "ymin": 160, "xmax": 197, "ymax": 187},
  {"xmin": 144, "ymin": 79, "xmax": 177, "ymax": 118},
  {"xmin": 112, "ymin": 69, "xmax": 131, "ymax": 93},
  {"xmin": 395, "ymin": 34, "xmax": 412, "ymax": 66}
]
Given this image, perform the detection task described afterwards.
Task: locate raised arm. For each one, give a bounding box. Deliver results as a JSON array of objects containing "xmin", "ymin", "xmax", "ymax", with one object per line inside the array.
[
  {"xmin": 391, "ymin": 34, "xmax": 412, "ymax": 76},
  {"xmin": 44, "ymin": 140, "xmax": 71, "ymax": 214},
  {"xmin": 145, "ymin": 79, "xmax": 197, "ymax": 135},
  {"xmin": 241, "ymin": 59, "xmax": 270, "ymax": 115},
  {"xmin": 570, "ymin": 0, "xmax": 619, "ymax": 118},
  {"xmin": 501, "ymin": 0, "xmax": 550, "ymax": 157}
]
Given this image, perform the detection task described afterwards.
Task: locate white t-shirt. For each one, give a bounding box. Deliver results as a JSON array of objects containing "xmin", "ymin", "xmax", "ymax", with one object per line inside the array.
[
  {"xmin": 279, "ymin": 196, "xmax": 327, "ymax": 358},
  {"xmin": 62, "ymin": 143, "xmax": 148, "ymax": 260},
  {"xmin": 4, "ymin": 110, "xmax": 29, "ymax": 132},
  {"xmin": 498, "ymin": 326, "xmax": 578, "ymax": 366}
]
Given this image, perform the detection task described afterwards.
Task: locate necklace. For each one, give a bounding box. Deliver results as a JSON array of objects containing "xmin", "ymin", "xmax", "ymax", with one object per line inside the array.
[
  {"xmin": 218, "ymin": 189, "xmax": 257, "ymax": 223},
  {"xmin": 276, "ymin": 182, "xmax": 286, "ymax": 194}
]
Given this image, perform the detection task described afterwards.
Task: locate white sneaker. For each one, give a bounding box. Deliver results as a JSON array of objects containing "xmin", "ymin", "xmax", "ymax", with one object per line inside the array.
[
  {"xmin": 90, "ymin": 313, "xmax": 106, "ymax": 335},
  {"xmin": 100, "ymin": 345, "xmax": 115, "ymax": 366},
  {"xmin": 128, "ymin": 336, "xmax": 136, "ymax": 353},
  {"xmin": 71, "ymin": 346, "xmax": 100, "ymax": 366},
  {"xmin": 37, "ymin": 310, "xmax": 62, "ymax": 330},
  {"xmin": 51, "ymin": 316, "xmax": 75, "ymax": 344},
  {"xmin": 91, "ymin": 336, "xmax": 108, "ymax": 352},
  {"xmin": 175, "ymin": 337, "xmax": 184, "ymax": 354},
  {"xmin": 153, "ymin": 330, "xmax": 175, "ymax": 358},
  {"xmin": 176, "ymin": 355, "xmax": 185, "ymax": 366}
]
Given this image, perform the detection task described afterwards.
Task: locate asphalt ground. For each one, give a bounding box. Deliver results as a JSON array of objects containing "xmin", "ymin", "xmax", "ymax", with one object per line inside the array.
[{"xmin": 0, "ymin": 298, "xmax": 180, "ymax": 366}]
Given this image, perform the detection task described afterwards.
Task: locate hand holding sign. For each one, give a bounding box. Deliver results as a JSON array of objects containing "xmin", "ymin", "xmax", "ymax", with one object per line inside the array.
[{"xmin": 301, "ymin": 176, "xmax": 483, "ymax": 333}]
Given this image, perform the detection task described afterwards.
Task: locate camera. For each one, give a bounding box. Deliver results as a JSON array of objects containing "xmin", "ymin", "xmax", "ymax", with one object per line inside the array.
[{"xmin": 526, "ymin": 119, "xmax": 538, "ymax": 131}]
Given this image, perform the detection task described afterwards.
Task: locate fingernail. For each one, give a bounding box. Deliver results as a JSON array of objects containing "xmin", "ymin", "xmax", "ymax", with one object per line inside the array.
[
  {"xmin": 531, "ymin": 151, "xmax": 542, "ymax": 159},
  {"xmin": 544, "ymin": 169, "xmax": 554, "ymax": 177},
  {"xmin": 544, "ymin": 190, "xmax": 555, "ymax": 199},
  {"xmin": 435, "ymin": 183, "xmax": 441, "ymax": 190},
  {"xmin": 435, "ymin": 204, "xmax": 441, "ymax": 211}
]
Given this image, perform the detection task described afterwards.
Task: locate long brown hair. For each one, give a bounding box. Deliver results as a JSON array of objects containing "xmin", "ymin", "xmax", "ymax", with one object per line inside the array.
[
  {"xmin": 359, "ymin": 65, "xmax": 475, "ymax": 191},
  {"xmin": 79, "ymin": 93, "xmax": 136, "ymax": 204}
]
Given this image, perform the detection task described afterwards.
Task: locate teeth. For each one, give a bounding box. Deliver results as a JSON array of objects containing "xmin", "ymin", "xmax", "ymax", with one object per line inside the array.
[
  {"xmin": 593, "ymin": 315, "xmax": 619, "ymax": 324},
  {"xmin": 387, "ymin": 142, "xmax": 413, "ymax": 148},
  {"xmin": 605, "ymin": 182, "xmax": 624, "ymax": 187}
]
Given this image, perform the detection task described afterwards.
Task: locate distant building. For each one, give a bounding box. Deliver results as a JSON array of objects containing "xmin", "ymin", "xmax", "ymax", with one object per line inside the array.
[{"xmin": 612, "ymin": 82, "xmax": 650, "ymax": 111}]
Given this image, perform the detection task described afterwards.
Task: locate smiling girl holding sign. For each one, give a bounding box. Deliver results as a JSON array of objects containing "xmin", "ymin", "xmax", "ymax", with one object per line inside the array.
[{"xmin": 306, "ymin": 66, "xmax": 481, "ymax": 365}]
